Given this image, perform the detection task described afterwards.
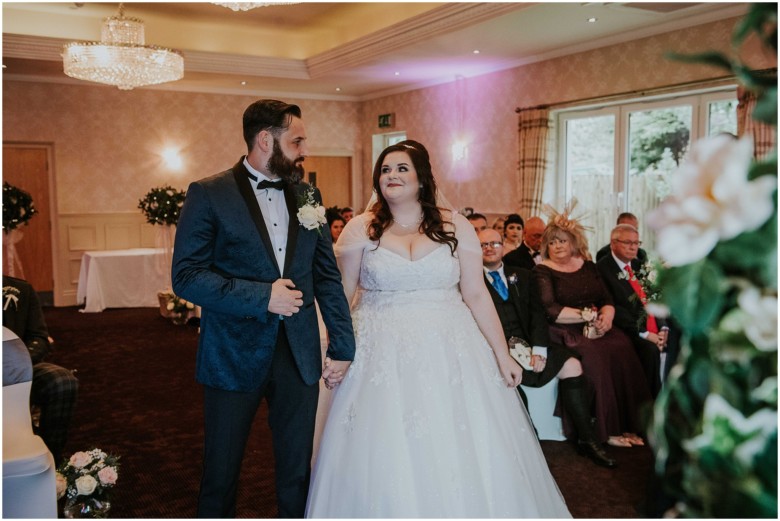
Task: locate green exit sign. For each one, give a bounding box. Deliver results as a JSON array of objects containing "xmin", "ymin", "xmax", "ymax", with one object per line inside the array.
[{"xmin": 378, "ymin": 113, "xmax": 395, "ymax": 128}]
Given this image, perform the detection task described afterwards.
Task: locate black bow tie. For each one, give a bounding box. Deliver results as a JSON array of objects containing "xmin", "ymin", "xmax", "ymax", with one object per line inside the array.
[
  {"xmin": 257, "ymin": 179, "xmax": 285, "ymax": 190},
  {"xmin": 246, "ymin": 170, "xmax": 284, "ymax": 191}
]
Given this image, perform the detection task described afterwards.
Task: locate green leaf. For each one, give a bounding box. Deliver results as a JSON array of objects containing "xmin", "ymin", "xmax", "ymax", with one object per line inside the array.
[
  {"xmin": 753, "ymin": 88, "xmax": 778, "ymax": 126},
  {"xmin": 662, "ymin": 261, "xmax": 727, "ymax": 336},
  {"xmin": 712, "ymin": 213, "xmax": 777, "ymax": 288}
]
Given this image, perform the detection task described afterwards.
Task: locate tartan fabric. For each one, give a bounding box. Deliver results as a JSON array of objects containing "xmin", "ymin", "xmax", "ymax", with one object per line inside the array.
[
  {"xmin": 31, "ymin": 362, "xmax": 79, "ymax": 465},
  {"xmin": 517, "ymin": 108, "xmax": 551, "ymax": 217},
  {"xmin": 737, "ymin": 86, "xmax": 776, "ymax": 159}
]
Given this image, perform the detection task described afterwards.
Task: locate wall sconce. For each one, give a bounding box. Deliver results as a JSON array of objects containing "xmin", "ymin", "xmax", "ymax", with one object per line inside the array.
[
  {"xmin": 451, "ymin": 141, "xmax": 468, "ymax": 162},
  {"xmin": 161, "ymin": 147, "xmax": 183, "ymax": 170}
]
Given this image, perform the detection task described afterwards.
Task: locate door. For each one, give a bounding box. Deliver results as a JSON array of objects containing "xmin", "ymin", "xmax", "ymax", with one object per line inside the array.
[
  {"xmin": 303, "ymin": 156, "xmax": 351, "ymax": 209},
  {"xmin": 3, "ymin": 145, "xmax": 54, "ymax": 294}
]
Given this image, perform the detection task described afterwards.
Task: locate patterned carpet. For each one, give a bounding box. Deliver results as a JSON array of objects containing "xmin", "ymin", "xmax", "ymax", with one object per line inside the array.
[{"xmin": 44, "ymin": 306, "xmax": 654, "ymax": 518}]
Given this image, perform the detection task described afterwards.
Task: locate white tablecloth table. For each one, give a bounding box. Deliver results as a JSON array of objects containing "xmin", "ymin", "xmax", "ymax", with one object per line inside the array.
[{"xmin": 76, "ymin": 248, "xmax": 171, "ymax": 313}]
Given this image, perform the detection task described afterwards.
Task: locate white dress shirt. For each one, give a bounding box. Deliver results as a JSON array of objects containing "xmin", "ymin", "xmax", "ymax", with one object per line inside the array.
[{"xmin": 244, "ymin": 158, "xmax": 289, "ymax": 272}]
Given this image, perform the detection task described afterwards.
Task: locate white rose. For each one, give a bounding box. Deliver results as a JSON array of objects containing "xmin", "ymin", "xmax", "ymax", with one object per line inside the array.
[
  {"xmin": 166, "ymin": 302, "xmax": 174, "ymax": 311},
  {"xmin": 648, "ymin": 135, "xmax": 776, "ymax": 266},
  {"xmin": 75, "ymin": 475, "xmax": 98, "ymax": 496},
  {"xmin": 186, "ymin": 302, "xmax": 195, "ymax": 309},
  {"xmin": 737, "ymin": 287, "xmax": 777, "ymax": 351},
  {"xmin": 298, "ymin": 205, "xmax": 322, "ymax": 230}
]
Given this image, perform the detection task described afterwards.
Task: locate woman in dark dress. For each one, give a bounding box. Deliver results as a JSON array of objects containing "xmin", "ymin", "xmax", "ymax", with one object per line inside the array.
[{"xmin": 532, "ymin": 206, "xmax": 652, "ymax": 448}]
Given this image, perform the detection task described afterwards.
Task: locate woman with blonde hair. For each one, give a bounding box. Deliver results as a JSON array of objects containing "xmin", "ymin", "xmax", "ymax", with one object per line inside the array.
[{"xmin": 532, "ymin": 200, "xmax": 651, "ymax": 449}]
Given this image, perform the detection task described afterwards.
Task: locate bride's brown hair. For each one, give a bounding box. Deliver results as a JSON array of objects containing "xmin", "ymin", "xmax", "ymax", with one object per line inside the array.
[{"xmin": 368, "ymin": 140, "xmax": 458, "ymax": 254}]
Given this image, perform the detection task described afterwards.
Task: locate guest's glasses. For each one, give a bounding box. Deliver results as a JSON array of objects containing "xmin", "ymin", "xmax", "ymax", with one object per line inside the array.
[
  {"xmin": 480, "ymin": 241, "xmax": 503, "ymax": 249},
  {"xmin": 613, "ymin": 239, "xmax": 642, "ymax": 247}
]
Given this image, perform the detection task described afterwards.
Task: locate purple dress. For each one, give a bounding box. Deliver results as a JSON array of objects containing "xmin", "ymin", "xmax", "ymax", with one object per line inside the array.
[{"xmin": 533, "ymin": 261, "xmax": 652, "ymax": 442}]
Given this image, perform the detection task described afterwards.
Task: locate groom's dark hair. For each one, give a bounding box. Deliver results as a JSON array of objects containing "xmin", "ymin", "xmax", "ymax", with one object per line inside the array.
[{"xmin": 243, "ymin": 99, "xmax": 302, "ymax": 152}]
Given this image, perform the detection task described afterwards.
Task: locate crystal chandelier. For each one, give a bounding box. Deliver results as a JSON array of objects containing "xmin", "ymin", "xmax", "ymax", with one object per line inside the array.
[
  {"xmin": 212, "ymin": 2, "xmax": 297, "ymax": 11},
  {"xmin": 62, "ymin": 4, "xmax": 184, "ymax": 90}
]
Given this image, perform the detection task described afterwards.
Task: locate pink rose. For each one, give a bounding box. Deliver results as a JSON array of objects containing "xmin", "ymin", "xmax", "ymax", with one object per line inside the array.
[
  {"xmin": 97, "ymin": 466, "xmax": 118, "ymax": 486},
  {"xmin": 55, "ymin": 473, "xmax": 68, "ymax": 499},
  {"xmin": 69, "ymin": 451, "xmax": 92, "ymax": 469}
]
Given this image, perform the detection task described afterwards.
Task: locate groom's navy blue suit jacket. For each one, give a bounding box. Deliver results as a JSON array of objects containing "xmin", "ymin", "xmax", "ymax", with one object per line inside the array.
[{"xmin": 172, "ymin": 158, "xmax": 355, "ymax": 392}]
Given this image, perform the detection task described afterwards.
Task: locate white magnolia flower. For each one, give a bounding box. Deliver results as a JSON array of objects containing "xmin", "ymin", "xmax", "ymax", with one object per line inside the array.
[
  {"xmin": 647, "ymin": 135, "xmax": 777, "ymax": 266},
  {"xmin": 737, "ymin": 287, "xmax": 777, "ymax": 351}
]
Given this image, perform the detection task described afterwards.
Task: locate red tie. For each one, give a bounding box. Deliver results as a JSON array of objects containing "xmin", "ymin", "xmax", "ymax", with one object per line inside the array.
[{"xmin": 624, "ymin": 265, "xmax": 658, "ymax": 334}]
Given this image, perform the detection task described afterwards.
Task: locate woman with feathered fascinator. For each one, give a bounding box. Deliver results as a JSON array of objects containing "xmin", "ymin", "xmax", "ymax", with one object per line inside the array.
[{"xmin": 533, "ymin": 198, "xmax": 653, "ymax": 449}]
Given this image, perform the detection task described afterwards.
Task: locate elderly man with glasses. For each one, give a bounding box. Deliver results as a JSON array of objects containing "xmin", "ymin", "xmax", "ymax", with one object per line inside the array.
[{"xmin": 596, "ymin": 224, "xmax": 671, "ymax": 397}]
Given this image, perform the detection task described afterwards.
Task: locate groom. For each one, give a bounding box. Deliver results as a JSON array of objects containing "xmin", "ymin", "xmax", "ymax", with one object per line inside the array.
[{"xmin": 172, "ymin": 99, "xmax": 355, "ymax": 518}]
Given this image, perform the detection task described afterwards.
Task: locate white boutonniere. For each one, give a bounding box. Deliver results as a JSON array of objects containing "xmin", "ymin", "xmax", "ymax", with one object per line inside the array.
[
  {"xmin": 296, "ymin": 187, "xmax": 327, "ymax": 234},
  {"xmin": 507, "ymin": 272, "xmax": 520, "ymax": 297},
  {"xmin": 3, "ymin": 285, "xmax": 20, "ymax": 311}
]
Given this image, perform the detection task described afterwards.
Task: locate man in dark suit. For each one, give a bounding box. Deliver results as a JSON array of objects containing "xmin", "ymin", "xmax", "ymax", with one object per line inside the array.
[
  {"xmin": 596, "ymin": 212, "xmax": 648, "ymax": 263},
  {"xmin": 503, "ymin": 216, "xmax": 545, "ymax": 270},
  {"xmin": 596, "ymin": 224, "xmax": 666, "ymax": 397},
  {"xmin": 172, "ymin": 99, "xmax": 356, "ymax": 518},
  {"xmin": 2, "ymin": 275, "xmax": 79, "ymax": 465},
  {"xmin": 478, "ymin": 229, "xmax": 615, "ymax": 468}
]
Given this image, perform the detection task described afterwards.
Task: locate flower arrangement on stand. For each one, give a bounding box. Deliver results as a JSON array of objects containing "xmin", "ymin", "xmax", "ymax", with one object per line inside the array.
[
  {"xmin": 158, "ymin": 290, "xmax": 196, "ymax": 325},
  {"xmin": 57, "ymin": 448, "xmax": 119, "ymax": 518},
  {"xmin": 137, "ymin": 186, "xmax": 186, "ymax": 226},
  {"xmin": 646, "ymin": 5, "xmax": 777, "ymax": 517}
]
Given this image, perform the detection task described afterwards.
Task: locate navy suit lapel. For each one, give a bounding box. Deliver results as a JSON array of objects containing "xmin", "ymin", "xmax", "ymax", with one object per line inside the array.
[
  {"xmin": 232, "ymin": 161, "xmax": 281, "ymax": 276},
  {"xmin": 282, "ymin": 184, "xmax": 299, "ymax": 278}
]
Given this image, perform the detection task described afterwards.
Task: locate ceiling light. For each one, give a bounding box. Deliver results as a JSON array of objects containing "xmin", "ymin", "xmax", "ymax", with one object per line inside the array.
[
  {"xmin": 335, "ymin": 87, "xmax": 341, "ymax": 92},
  {"xmin": 240, "ymin": 81, "xmax": 247, "ymax": 85},
  {"xmin": 62, "ymin": 3, "xmax": 183, "ymax": 90},
  {"xmin": 587, "ymin": 17, "xmax": 597, "ymax": 23},
  {"xmin": 212, "ymin": 2, "xmax": 297, "ymax": 11},
  {"xmin": 473, "ymin": 49, "xmax": 480, "ymax": 54},
  {"xmin": 394, "ymin": 71, "xmax": 400, "ymax": 76}
]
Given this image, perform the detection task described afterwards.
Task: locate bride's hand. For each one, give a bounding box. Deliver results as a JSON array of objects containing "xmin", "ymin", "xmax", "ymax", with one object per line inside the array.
[{"xmin": 498, "ymin": 356, "xmax": 523, "ymax": 387}]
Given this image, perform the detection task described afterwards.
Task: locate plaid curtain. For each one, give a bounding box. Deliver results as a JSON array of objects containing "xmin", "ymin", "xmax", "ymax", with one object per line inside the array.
[
  {"xmin": 737, "ymin": 86, "xmax": 776, "ymax": 159},
  {"xmin": 517, "ymin": 108, "xmax": 551, "ymax": 217}
]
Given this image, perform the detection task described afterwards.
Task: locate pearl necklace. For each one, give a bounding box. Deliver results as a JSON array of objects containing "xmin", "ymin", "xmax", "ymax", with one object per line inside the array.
[{"xmin": 393, "ymin": 215, "xmax": 423, "ymax": 229}]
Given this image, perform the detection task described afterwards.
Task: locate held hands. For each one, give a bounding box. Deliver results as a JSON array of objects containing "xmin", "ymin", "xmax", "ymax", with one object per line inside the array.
[
  {"xmin": 322, "ymin": 357, "xmax": 351, "ymax": 390},
  {"xmin": 530, "ymin": 354, "xmax": 547, "ymax": 373},
  {"xmin": 648, "ymin": 329, "xmax": 669, "ymax": 351},
  {"xmin": 268, "ymin": 279, "xmax": 303, "ymax": 316}
]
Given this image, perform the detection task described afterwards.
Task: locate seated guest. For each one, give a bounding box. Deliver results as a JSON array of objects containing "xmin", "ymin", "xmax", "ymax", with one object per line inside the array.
[
  {"xmin": 479, "ymin": 229, "xmax": 615, "ymax": 468},
  {"xmin": 491, "ymin": 215, "xmax": 507, "ymax": 235},
  {"xmin": 596, "ymin": 212, "xmax": 648, "ymax": 263},
  {"xmin": 466, "ymin": 212, "xmax": 488, "ymax": 233},
  {"xmin": 502, "ymin": 213, "xmax": 524, "ymax": 255},
  {"xmin": 597, "ymin": 224, "xmax": 675, "ymax": 398},
  {"xmin": 2, "ymin": 275, "xmax": 78, "ymax": 464},
  {"xmin": 531, "ymin": 208, "xmax": 652, "ymax": 448},
  {"xmin": 504, "ymin": 216, "xmax": 545, "ymax": 270},
  {"xmin": 327, "ymin": 213, "xmax": 346, "ymax": 243},
  {"xmin": 340, "ymin": 206, "xmax": 354, "ymax": 223}
]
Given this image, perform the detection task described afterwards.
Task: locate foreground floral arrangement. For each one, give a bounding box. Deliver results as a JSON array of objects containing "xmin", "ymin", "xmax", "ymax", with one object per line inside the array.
[
  {"xmin": 2, "ymin": 182, "xmax": 37, "ymax": 233},
  {"xmin": 57, "ymin": 448, "xmax": 119, "ymax": 518},
  {"xmin": 138, "ymin": 186, "xmax": 186, "ymax": 226},
  {"xmin": 647, "ymin": 4, "xmax": 777, "ymax": 517},
  {"xmin": 158, "ymin": 290, "xmax": 197, "ymax": 325}
]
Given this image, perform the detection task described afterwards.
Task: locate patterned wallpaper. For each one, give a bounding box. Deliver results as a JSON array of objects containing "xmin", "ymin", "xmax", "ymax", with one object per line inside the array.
[
  {"xmin": 2, "ymin": 87, "xmax": 360, "ymax": 213},
  {"xmin": 359, "ymin": 16, "xmax": 775, "ymax": 214},
  {"xmin": 3, "ymin": 16, "xmax": 773, "ymax": 216}
]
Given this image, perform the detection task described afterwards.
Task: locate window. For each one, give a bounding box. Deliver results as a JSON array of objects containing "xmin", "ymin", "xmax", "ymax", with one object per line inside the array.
[{"xmin": 555, "ymin": 88, "xmax": 737, "ymax": 254}]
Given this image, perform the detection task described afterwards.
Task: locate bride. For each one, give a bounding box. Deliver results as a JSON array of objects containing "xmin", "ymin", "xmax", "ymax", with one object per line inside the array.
[{"xmin": 306, "ymin": 140, "xmax": 570, "ymax": 518}]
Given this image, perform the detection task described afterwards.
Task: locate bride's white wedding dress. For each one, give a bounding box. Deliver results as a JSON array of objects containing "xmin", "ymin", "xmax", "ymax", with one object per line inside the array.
[{"xmin": 306, "ymin": 216, "xmax": 570, "ymax": 518}]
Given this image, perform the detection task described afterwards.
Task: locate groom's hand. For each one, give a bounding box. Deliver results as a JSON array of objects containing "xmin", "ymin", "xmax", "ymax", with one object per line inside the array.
[
  {"xmin": 322, "ymin": 357, "xmax": 351, "ymax": 389},
  {"xmin": 268, "ymin": 279, "xmax": 303, "ymax": 316}
]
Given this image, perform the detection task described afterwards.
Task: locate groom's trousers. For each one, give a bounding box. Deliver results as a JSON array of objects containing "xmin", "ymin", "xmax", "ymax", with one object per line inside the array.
[{"xmin": 197, "ymin": 323, "xmax": 320, "ymax": 518}]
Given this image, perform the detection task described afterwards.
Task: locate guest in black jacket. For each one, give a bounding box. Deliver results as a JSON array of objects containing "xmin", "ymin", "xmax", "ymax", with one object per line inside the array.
[
  {"xmin": 2, "ymin": 275, "xmax": 78, "ymax": 464},
  {"xmin": 504, "ymin": 216, "xmax": 545, "ymax": 270},
  {"xmin": 596, "ymin": 225, "xmax": 671, "ymax": 397},
  {"xmin": 595, "ymin": 212, "xmax": 648, "ymax": 263},
  {"xmin": 479, "ymin": 229, "xmax": 615, "ymax": 468}
]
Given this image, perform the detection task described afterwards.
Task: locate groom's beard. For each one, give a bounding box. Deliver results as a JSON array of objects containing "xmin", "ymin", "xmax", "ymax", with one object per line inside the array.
[{"xmin": 267, "ymin": 140, "xmax": 304, "ymax": 184}]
